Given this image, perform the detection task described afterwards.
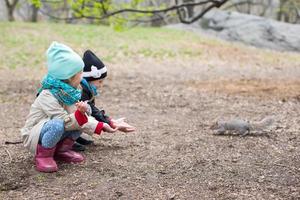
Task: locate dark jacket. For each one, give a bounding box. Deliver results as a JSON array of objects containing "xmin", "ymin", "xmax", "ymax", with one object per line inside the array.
[{"xmin": 80, "ymin": 79, "xmax": 110, "ymax": 124}]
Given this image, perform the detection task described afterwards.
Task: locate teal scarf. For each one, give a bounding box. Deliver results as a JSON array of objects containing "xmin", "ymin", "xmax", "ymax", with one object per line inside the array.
[
  {"xmin": 81, "ymin": 78, "xmax": 99, "ymax": 97},
  {"xmin": 38, "ymin": 75, "xmax": 81, "ymax": 106}
]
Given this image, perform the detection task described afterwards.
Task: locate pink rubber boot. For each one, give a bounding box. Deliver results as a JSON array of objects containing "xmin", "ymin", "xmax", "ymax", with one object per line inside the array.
[
  {"xmin": 35, "ymin": 144, "xmax": 58, "ymax": 173},
  {"xmin": 54, "ymin": 138, "xmax": 84, "ymax": 163}
]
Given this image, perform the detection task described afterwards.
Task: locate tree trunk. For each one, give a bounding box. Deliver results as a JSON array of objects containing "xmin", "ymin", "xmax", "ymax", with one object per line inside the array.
[
  {"xmin": 277, "ymin": 0, "xmax": 288, "ymax": 21},
  {"xmin": 31, "ymin": 4, "xmax": 39, "ymax": 22},
  {"xmin": 7, "ymin": 7, "xmax": 14, "ymax": 21},
  {"xmin": 246, "ymin": 0, "xmax": 251, "ymax": 14},
  {"xmin": 4, "ymin": 0, "xmax": 19, "ymax": 21},
  {"xmin": 183, "ymin": 0, "xmax": 195, "ymax": 18}
]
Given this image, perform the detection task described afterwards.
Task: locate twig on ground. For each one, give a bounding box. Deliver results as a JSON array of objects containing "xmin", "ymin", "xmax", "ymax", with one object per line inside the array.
[
  {"xmin": 4, "ymin": 148, "xmax": 13, "ymax": 162},
  {"xmin": 5, "ymin": 141, "xmax": 22, "ymax": 145}
]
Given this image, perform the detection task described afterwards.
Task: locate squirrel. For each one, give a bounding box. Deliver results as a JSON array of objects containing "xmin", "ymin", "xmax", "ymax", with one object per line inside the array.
[{"xmin": 210, "ymin": 116, "xmax": 275, "ymax": 136}]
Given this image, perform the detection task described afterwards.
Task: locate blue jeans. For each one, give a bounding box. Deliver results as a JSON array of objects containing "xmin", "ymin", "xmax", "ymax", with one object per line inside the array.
[{"xmin": 39, "ymin": 119, "xmax": 81, "ymax": 148}]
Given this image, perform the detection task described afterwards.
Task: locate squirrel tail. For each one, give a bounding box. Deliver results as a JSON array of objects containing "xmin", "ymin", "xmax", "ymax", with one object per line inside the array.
[{"xmin": 250, "ymin": 116, "xmax": 274, "ymax": 131}]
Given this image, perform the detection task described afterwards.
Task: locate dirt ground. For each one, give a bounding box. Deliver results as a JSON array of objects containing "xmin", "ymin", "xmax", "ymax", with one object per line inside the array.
[{"xmin": 0, "ymin": 43, "xmax": 300, "ymax": 200}]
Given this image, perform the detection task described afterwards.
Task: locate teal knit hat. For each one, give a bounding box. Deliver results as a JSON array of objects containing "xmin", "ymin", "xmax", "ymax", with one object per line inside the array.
[{"xmin": 46, "ymin": 41, "xmax": 84, "ymax": 80}]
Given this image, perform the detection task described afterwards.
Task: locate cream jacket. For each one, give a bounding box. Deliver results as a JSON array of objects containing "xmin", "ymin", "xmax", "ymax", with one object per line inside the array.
[{"xmin": 21, "ymin": 90, "xmax": 99, "ymax": 154}]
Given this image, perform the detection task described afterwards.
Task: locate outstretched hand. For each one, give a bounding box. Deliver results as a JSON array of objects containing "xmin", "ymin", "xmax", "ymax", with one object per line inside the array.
[
  {"xmin": 103, "ymin": 123, "xmax": 118, "ymax": 133},
  {"xmin": 75, "ymin": 101, "xmax": 88, "ymax": 114},
  {"xmin": 112, "ymin": 118, "xmax": 136, "ymax": 133}
]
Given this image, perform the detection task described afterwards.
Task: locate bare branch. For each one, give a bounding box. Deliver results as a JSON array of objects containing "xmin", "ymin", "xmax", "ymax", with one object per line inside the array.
[
  {"xmin": 39, "ymin": 0, "xmax": 229, "ymax": 23},
  {"xmin": 100, "ymin": 0, "xmax": 108, "ymax": 15},
  {"xmin": 176, "ymin": 0, "xmax": 229, "ymax": 24},
  {"xmin": 4, "ymin": 0, "xmax": 19, "ymax": 8}
]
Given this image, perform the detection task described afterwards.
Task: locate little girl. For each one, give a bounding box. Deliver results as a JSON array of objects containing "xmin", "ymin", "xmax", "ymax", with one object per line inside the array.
[
  {"xmin": 21, "ymin": 42, "xmax": 116, "ymax": 173},
  {"xmin": 73, "ymin": 50, "xmax": 136, "ymax": 151}
]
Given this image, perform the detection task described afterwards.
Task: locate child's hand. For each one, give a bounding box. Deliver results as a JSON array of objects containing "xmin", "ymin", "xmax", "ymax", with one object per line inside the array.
[
  {"xmin": 112, "ymin": 118, "xmax": 136, "ymax": 133},
  {"xmin": 75, "ymin": 101, "xmax": 88, "ymax": 114},
  {"xmin": 118, "ymin": 125, "xmax": 136, "ymax": 132},
  {"xmin": 103, "ymin": 123, "xmax": 118, "ymax": 133}
]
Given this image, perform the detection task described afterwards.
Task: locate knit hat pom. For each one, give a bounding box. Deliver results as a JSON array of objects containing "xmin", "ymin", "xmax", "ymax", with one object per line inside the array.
[
  {"xmin": 46, "ymin": 41, "xmax": 84, "ymax": 80},
  {"xmin": 82, "ymin": 50, "xmax": 107, "ymax": 81}
]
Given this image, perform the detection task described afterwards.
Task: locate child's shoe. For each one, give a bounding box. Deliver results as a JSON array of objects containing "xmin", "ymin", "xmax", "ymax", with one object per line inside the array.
[
  {"xmin": 72, "ymin": 142, "xmax": 86, "ymax": 152},
  {"xmin": 35, "ymin": 144, "xmax": 58, "ymax": 172},
  {"xmin": 76, "ymin": 136, "xmax": 94, "ymax": 145},
  {"xmin": 55, "ymin": 138, "xmax": 84, "ymax": 163}
]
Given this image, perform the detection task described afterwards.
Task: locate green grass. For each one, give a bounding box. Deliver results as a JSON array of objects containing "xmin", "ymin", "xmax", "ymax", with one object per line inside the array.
[
  {"xmin": 1, "ymin": 22, "xmax": 299, "ymax": 70},
  {"xmin": 0, "ymin": 22, "xmax": 210, "ymax": 69}
]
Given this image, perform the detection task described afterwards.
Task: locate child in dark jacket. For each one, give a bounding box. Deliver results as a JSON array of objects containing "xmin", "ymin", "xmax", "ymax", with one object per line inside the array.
[{"xmin": 73, "ymin": 50, "xmax": 135, "ymax": 151}]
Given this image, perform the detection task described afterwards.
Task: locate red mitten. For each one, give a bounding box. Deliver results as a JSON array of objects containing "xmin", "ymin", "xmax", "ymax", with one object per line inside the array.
[
  {"xmin": 94, "ymin": 122, "xmax": 104, "ymax": 135},
  {"xmin": 74, "ymin": 110, "xmax": 88, "ymax": 126}
]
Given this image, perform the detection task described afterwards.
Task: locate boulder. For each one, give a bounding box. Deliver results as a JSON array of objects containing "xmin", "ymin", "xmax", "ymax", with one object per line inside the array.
[{"xmin": 168, "ymin": 9, "xmax": 300, "ymax": 52}]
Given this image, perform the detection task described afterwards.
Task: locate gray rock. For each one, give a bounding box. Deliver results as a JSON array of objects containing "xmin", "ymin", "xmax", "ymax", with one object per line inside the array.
[{"xmin": 167, "ymin": 9, "xmax": 300, "ymax": 52}]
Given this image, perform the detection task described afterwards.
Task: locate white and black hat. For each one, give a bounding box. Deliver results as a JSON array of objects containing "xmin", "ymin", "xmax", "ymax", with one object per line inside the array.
[{"xmin": 82, "ymin": 50, "xmax": 107, "ymax": 81}]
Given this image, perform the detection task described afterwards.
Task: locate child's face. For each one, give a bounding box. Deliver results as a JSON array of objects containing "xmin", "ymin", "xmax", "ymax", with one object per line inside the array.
[
  {"xmin": 90, "ymin": 79, "xmax": 104, "ymax": 89},
  {"xmin": 69, "ymin": 71, "xmax": 83, "ymax": 88}
]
